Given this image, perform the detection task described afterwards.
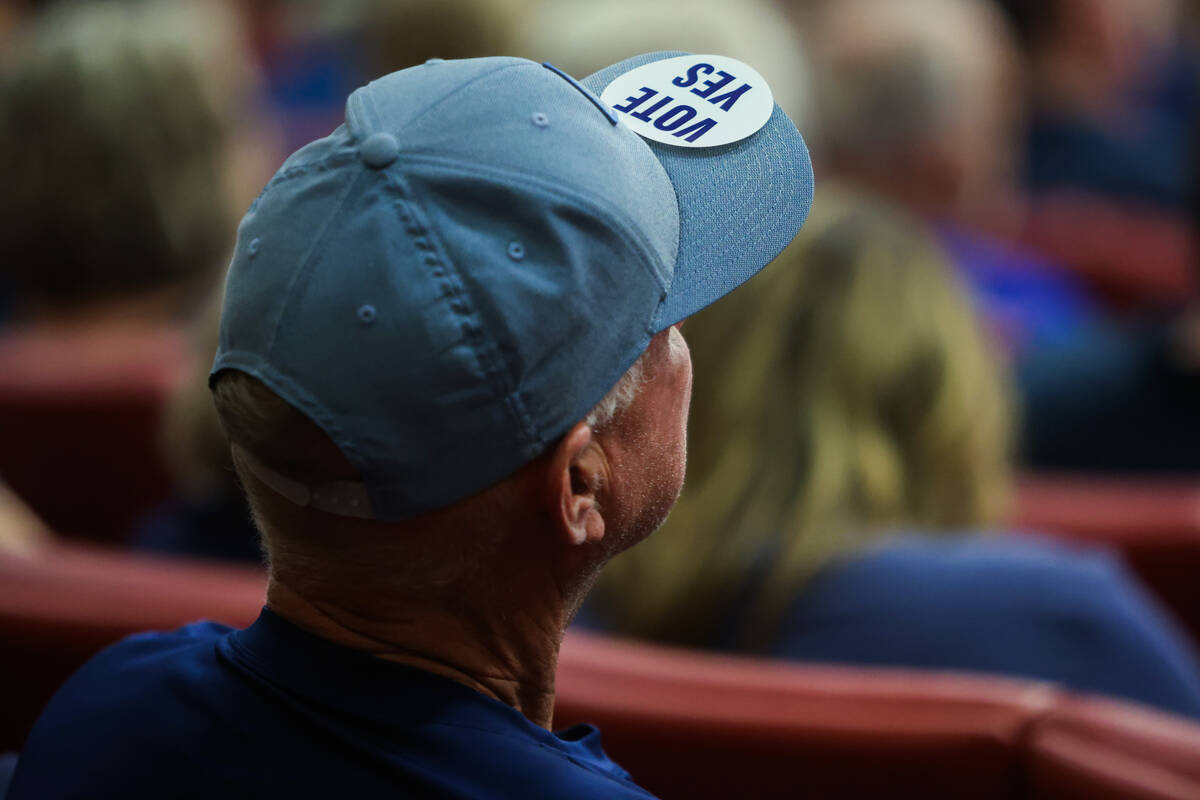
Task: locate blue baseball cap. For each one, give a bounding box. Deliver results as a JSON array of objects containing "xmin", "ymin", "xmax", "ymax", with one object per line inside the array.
[{"xmin": 213, "ymin": 52, "xmax": 813, "ymax": 521}]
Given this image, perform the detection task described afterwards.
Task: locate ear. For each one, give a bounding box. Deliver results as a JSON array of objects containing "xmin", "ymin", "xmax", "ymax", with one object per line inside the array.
[{"xmin": 546, "ymin": 422, "xmax": 607, "ymax": 547}]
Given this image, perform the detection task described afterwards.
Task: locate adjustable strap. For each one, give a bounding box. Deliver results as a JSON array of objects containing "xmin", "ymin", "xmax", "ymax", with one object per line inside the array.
[{"xmin": 230, "ymin": 443, "xmax": 376, "ymax": 520}]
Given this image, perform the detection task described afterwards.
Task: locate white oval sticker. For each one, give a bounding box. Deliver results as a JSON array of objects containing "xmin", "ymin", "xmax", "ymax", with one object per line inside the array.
[{"xmin": 600, "ymin": 55, "xmax": 774, "ymax": 148}]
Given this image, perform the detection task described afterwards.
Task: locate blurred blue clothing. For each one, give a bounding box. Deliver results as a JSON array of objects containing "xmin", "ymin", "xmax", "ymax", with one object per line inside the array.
[
  {"xmin": 10, "ymin": 608, "xmax": 655, "ymax": 800},
  {"xmin": 734, "ymin": 536, "xmax": 1200, "ymax": 719},
  {"xmin": 1024, "ymin": 48, "xmax": 1199, "ymax": 211},
  {"xmin": 0, "ymin": 752, "xmax": 18, "ymax": 799},
  {"xmin": 1025, "ymin": 113, "xmax": 1190, "ymax": 210},
  {"xmin": 263, "ymin": 34, "xmax": 362, "ymax": 153},
  {"xmin": 936, "ymin": 225, "xmax": 1098, "ymax": 357},
  {"xmin": 1017, "ymin": 320, "xmax": 1200, "ymax": 472}
]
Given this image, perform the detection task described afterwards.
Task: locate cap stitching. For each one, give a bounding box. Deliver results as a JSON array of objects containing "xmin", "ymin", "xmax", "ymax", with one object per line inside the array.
[
  {"xmin": 380, "ymin": 168, "xmax": 541, "ymax": 454},
  {"xmin": 400, "ymin": 153, "xmax": 672, "ymax": 294},
  {"xmin": 395, "ymin": 155, "xmax": 670, "ymax": 457},
  {"xmin": 262, "ymin": 151, "xmax": 360, "ymax": 194},
  {"xmin": 350, "ymin": 59, "xmax": 531, "ymax": 140},
  {"xmin": 261, "ymin": 166, "xmax": 366, "ymax": 364}
]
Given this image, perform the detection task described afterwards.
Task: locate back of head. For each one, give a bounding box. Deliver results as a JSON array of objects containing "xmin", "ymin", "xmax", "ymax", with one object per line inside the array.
[
  {"xmin": 207, "ymin": 53, "xmax": 812, "ymax": 616},
  {"xmin": 211, "ymin": 370, "xmax": 522, "ymax": 602},
  {"xmin": 592, "ymin": 188, "xmax": 1013, "ymax": 646},
  {"xmin": 0, "ymin": 0, "xmax": 242, "ymax": 317},
  {"xmin": 812, "ymin": 0, "xmax": 1021, "ymax": 219}
]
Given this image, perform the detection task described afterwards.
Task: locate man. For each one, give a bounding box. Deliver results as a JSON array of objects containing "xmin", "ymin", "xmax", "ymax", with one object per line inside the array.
[{"xmin": 11, "ymin": 52, "xmax": 811, "ymax": 798}]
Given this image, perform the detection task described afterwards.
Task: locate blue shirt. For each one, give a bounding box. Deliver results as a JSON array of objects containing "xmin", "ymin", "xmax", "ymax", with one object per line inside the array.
[
  {"xmin": 752, "ymin": 536, "xmax": 1200, "ymax": 719},
  {"xmin": 935, "ymin": 224, "xmax": 1097, "ymax": 358},
  {"xmin": 11, "ymin": 608, "xmax": 656, "ymax": 799}
]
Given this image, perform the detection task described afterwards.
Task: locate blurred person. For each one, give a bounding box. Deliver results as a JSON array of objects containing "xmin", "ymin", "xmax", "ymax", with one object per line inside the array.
[
  {"xmin": 1014, "ymin": 129, "xmax": 1200, "ymax": 473},
  {"xmin": 0, "ymin": 0, "xmax": 282, "ymax": 538},
  {"xmin": 246, "ymin": 0, "xmax": 522, "ymax": 152},
  {"xmin": 586, "ymin": 190, "xmax": 1200, "ymax": 719},
  {"xmin": 803, "ymin": 0, "xmax": 1200, "ymax": 472},
  {"xmin": 994, "ymin": 0, "xmax": 1197, "ymax": 210},
  {"xmin": 361, "ymin": 0, "xmax": 521, "ymax": 76},
  {"xmin": 983, "ymin": 0, "xmax": 1200, "ymax": 473},
  {"xmin": 10, "ymin": 53, "xmax": 813, "ymax": 797},
  {"xmin": 809, "ymin": 0, "xmax": 1100, "ymax": 358},
  {"xmin": 0, "ymin": 0, "xmax": 275, "ymax": 332}
]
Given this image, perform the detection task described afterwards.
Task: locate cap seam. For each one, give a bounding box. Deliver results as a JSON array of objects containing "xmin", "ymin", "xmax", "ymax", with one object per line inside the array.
[
  {"xmin": 350, "ymin": 59, "xmax": 533, "ymax": 140},
  {"xmin": 399, "ymin": 153, "xmax": 672, "ymax": 294},
  {"xmin": 260, "ymin": 166, "xmax": 365, "ymax": 360},
  {"xmin": 261, "ymin": 151, "xmax": 360, "ymax": 195},
  {"xmin": 379, "ymin": 167, "xmax": 541, "ymax": 455}
]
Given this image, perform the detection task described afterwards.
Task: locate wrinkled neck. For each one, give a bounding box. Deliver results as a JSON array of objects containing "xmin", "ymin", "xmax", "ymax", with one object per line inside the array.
[{"xmin": 265, "ymin": 563, "xmax": 576, "ymax": 729}]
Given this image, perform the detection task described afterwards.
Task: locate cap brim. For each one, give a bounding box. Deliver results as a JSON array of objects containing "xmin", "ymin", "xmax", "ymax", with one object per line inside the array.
[{"xmin": 582, "ymin": 51, "xmax": 813, "ymax": 331}]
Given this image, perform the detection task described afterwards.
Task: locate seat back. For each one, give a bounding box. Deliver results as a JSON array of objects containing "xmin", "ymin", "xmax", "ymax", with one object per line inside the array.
[
  {"xmin": 1029, "ymin": 696, "xmax": 1200, "ymax": 799},
  {"xmin": 1013, "ymin": 475, "xmax": 1200, "ymax": 646},
  {"xmin": 7, "ymin": 537, "xmax": 1200, "ymax": 798},
  {"xmin": 1019, "ymin": 196, "xmax": 1195, "ymax": 311},
  {"xmin": 556, "ymin": 631, "xmax": 1200, "ymax": 800},
  {"xmin": 0, "ymin": 330, "xmax": 190, "ymax": 542},
  {"xmin": 555, "ymin": 631, "xmax": 1054, "ymax": 799},
  {"xmin": 0, "ymin": 540, "xmax": 264, "ymax": 751}
]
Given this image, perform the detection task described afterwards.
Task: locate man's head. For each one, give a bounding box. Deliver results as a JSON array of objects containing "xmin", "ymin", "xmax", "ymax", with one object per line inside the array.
[
  {"xmin": 213, "ymin": 323, "xmax": 690, "ymax": 602},
  {"xmin": 210, "ymin": 53, "xmax": 810, "ymax": 605}
]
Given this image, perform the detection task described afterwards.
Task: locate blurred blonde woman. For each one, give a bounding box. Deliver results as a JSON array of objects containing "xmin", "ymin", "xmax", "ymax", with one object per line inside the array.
[{"xmin": 586, "ymin": 189, "xmax": 1200, "ymax": 718}]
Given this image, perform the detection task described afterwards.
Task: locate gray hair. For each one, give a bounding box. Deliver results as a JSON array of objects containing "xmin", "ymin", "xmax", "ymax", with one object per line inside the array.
[{"xmin": 585, "ymin": 353, "xmax": 647, "ymax": 430}]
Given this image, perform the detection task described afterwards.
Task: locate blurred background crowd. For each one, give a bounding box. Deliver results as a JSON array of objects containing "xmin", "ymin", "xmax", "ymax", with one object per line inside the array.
[{"xmin": 4, "ymin": 0, "xmax": 1200, "ymax": 732}]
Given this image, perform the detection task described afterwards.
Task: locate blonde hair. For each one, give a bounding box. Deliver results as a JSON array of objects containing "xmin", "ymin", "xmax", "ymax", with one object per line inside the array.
[{"xmin": 591, "ymin": 189, "xmax": 1014, "ymax": 647}]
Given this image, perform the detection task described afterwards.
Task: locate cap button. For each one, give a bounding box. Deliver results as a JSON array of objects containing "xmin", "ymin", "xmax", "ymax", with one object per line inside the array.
[{"xmin": 361, "ymin": 133, "xmax": 399, "ymax": 169}]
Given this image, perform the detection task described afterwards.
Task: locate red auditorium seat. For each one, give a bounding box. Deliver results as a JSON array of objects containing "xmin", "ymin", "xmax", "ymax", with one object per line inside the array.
[
  {"xmin": 1029, "ymin": 696, "xmax": 1200, "ymax": 799},
  {"xmin": 0, "ymin": 328, "xmax": 191, "ymax": 542},
  {"xmin": 1013, "ymin": 475, "xmax": 1200, "ymax": 647},
  {"xmin": 0, "ymin": 539, "xmax": 264, "ymax": 751},
  {"xmin": 555, "ymin": 631, "xmax": 1200, "ymax": 800},
  {"xmin": 1019, "ymin": 195, "xmax": 1195, "ymax": 311},
  {"xmin": 555, "ymin": 630, "xmax": 1053, "ymax": 799},
  {"xmin": 7, "ymin": 538, "xmax": 1200, "ymax": 798}
]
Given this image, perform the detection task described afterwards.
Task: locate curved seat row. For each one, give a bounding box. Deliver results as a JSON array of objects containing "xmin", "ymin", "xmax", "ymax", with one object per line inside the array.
[{"xmin": 2, "ymin": 540, "xmax": 1198, "ymax": 799}]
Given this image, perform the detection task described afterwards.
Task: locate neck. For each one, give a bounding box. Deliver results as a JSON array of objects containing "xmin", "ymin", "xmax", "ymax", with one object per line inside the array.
[{"xmin": 265, "ymin": 572, "xmax": 572, "ymax": 730}]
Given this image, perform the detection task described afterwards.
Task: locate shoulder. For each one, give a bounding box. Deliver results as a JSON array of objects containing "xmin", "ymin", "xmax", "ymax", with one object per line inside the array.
[
  {"xmin": 776, "ymin": 534, "xmax": 1200, "ymax": 717},
  {"xmin": 806, "ymin": 534, "xmax": 1128, "ymax": 611},
  {"xmin": 45, "ymin": 619, "xmax": 234, "ymax": 699},
  {"xmin": 11, "ymin": 621, "xmax": 238, "ymax": 799},
  {"xmin": 812, "ymin": 533, "xmax": 1184, "ymax": 631},
  {"xmin": 61, "ymin": 620, "xmax": 237, "ymax": 697}
]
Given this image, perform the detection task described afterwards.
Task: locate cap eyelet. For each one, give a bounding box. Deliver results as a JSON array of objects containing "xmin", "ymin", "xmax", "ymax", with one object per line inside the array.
[
  {"xmin": 357, "ymin": 304, "xmax": 377, "ymax": 325},
  {"xmin": 247, "ymin": 237, "xmax": 261, "ymax": 257},
  {"xmin": 531, "ymin": 112, "xmax": 549, "ymax": 128},
  {"xmin": 507, "ymin": 241, "xmax": 525, "ymax": 261}
]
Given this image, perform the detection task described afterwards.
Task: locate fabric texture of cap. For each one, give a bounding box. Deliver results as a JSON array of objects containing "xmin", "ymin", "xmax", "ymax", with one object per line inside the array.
[{"xmin": 212, "ymin": 53, "xmax": 812, "ymax": 521}]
